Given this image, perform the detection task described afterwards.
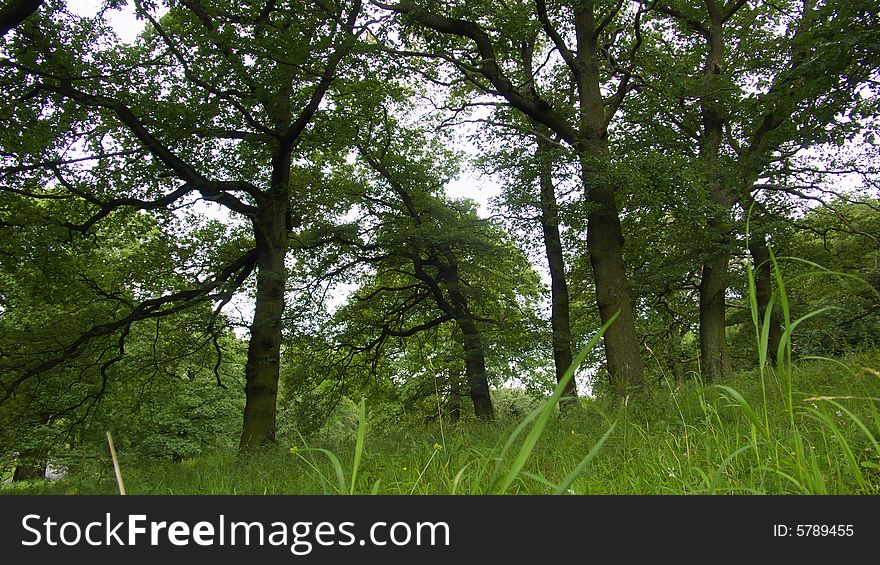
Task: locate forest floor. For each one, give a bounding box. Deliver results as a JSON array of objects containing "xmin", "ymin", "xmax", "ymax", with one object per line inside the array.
[{"xmin": 4, "ymin": 351, "xmax": 880, "ymax": 495}]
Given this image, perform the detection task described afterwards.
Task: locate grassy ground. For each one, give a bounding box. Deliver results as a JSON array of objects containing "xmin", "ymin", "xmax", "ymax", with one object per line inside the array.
[{"xmin": 5, "ymin": 351, "xmax": 879, "ymax": 495}]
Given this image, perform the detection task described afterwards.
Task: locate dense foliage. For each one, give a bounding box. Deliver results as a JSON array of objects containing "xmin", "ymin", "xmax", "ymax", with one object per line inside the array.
[{"xmin": 0, "ymin": 0, "xmax": 877, "ymax": 489}]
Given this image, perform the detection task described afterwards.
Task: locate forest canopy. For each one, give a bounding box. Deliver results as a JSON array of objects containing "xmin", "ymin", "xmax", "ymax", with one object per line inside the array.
[{"xmin": 0, "ymin": 0, "xmax": 878, "ymax": 487}]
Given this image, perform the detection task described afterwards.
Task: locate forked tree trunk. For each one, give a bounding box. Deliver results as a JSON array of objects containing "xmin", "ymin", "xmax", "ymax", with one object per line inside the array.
[
  {"xmin": 413, "ymin": 247, "xmax": 495, "ymax": 420},
  {"xmin": 398, "ymin": 177, "xmax": 495, "ymax": 420},
  {"xmin": 536, "ymin": 142, "xmax": 577, "ymax": 403},
  {"xmin": 239, "ymin": 193, "xmax": 289, "ymax": 450}
]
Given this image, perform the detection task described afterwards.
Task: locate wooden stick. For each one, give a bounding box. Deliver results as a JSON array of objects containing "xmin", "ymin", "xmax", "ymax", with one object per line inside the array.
[{"xmin": 106, "ymin": 431, "xmax": 126, "ymax": 495}]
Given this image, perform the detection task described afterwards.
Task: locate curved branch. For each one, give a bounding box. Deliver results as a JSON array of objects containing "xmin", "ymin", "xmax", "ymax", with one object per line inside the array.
[
  {"xmin": 535, "ymin": 0, "xmax": 579, "ymax": 80},
  {"xmin": 0, "ymin": 249, "xmax": 258, "ymax": 404},
  {"xmin": 39, "ymin": 81, "xmax": 261, "ymax": 216},
  {"xmin": 373, "ymin": 0, "xmax": 579, "ymax": 145}
]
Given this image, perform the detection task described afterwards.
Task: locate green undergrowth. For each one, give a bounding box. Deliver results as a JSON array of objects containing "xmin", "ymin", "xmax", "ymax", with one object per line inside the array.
[{"xmin": 6, "ymin": 351, "xmax": 879, "ymax": 495}]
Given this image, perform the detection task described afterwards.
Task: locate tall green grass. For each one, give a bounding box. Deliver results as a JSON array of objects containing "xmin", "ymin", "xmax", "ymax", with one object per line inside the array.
[
  {"xmin": 8, "ymin": 348, "xmax": 877, "ymax": 495},
  {"xmin": 4, "ymin": 246, "xmax": 879, "ymax": 495},
  {"xmin": 287, "ymin": 313, "xmax": 620, "ymax": 495}
]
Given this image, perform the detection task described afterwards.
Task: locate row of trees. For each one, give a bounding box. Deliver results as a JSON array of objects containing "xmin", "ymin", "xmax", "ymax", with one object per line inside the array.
[{"xmin": 1, "ymin": 1, "xmax": 878, "ymax": 472}]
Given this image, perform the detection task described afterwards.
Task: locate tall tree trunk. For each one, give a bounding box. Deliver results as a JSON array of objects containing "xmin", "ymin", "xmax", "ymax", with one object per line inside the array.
[
  {"xmin": 413, "ymin": 248, "xmax": 494, "ymax": 420},
  {"xmin": 536, "ymin": 142, "xmax": 577, "ymax": 403},
  {"xmin": 402, "ymin": 185, "xmax": 494, "ymax": 420},
  {"xmin": 442, "ymin": 259, "xmax": 493, "ymax": 420},
  {"xmin": 748, "ymin": 236, "xmax": 782, "ymax": 364},
  {"xmin": 699, "ymin": 245, "xmax": 732, "ymax": 382},
  {"xmin": 239, "ymin": 191, "xmax": 289, "ymax": 450},
  {"xmin": 457, "ymin": 317, "xmax": 494, "ymax": 420},
  {"xmin": 575, "ymin": 6, "xmax": 645, "ymax": 392},
  {"xmin": 697, "ymin": 190, "xmax": 737, "ymax": 382},
  {"xmin": 585, "ymin": 175, "xmax": 645, "ymax": 392},
  {"xmin": 697, "ymin": 12, "xmax": 734, "ymax": 382}
]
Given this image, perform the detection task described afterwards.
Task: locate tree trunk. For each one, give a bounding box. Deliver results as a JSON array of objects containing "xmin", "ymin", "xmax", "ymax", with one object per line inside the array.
[
  {"xmin": 699, "ymin": 247, "xmax": 732, "ymax": 382},
  {"xmin": 696, "ymin": 205, "xmax": 735, "ymax": 382},
  {"xmin": 573, "ymin": 9, "xmax": 645, "ymax": 392},
  {"xmin": 444, "ymin": 274, "xmax": 493, "ymax": 419},
  {"xmin": 457, "ymin": 317, "xmax": 494, "ymax": 420},
  {"xmin": 693, "ymin": 11, "xmax": 735, "ymax": 383},
  {"xmin": 536, "ymin": 142, "xmax": 577, "ymax": 403},
  {"xmin": 430, "ymin": 252, "xmax": 495, "ymax": 420},
  {"xmin": 749, "ymin": 236, "xmax": 782, "ymax": 364},
  {"xmin": 411, "ymin": 252, "xmax": 494, "ymax": 419},
  {"xmin": 239, "ymin": 193, "xmax": 288, "ymax": 450},
  {"xmin": 585, "ymin": 177, "xmax": 645, "ymax": 392}
]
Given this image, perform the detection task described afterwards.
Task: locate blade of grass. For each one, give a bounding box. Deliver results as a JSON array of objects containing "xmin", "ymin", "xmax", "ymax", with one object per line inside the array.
[
  {"xmin": 350, "ymin": 398, "xmax": 366, "ymax": 495},
  {"xmin": 801, "ymin": 408, "xmax": 867, "ymax": 491},
  {"xmin": 713, "ymin": 384, "xmax": 767, "ymax": 439},
  {"xmin": 823, "ymin": 400, "xmax": 880, "ymax": 454},
  {"xmin": 709, "ymin": 444, "xmax": 754, "ymax": 495},
  {"xmin": 106, "ymin": 431, "xmax": 126, "ymax": 496},
  {"xmin": 553, "ymin": 422, "xmax": 617, "ymax": 495},
  {"xmin": 495, "ymin": 312, "xmax": 617, "ymax": 494},
  {"xmin": 296, "ymin": 448, "xmax": 346, "ymax": 494},
  {"xmin": 491, "ymin": 404, "xmax": 543, "ymax": 481},
  {"xmin": 521, "ymin": 471, "xmax": 558, "ymax": 491}
]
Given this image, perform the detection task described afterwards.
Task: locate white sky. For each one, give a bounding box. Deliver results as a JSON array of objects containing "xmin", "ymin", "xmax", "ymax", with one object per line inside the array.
[{"xmin": 69, "ymin": 0, "xmax": 143, "ymax": 42}]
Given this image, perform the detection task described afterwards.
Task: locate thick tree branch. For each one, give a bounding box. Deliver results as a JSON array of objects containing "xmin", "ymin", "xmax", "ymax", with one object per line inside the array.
[
  {"xmin": 535, "ymin": 0, "xmax": 580, "ymax": 82},
  {"xmin": 51, "ymin": 169, "xmax": 194, "ymax": 233},
  {"xmin": 373, "ymin": 0, "xmax": 579, "ymax": 145},
  {"xmin": 0, "ymin": 249, "xmax": 258, "ymax": 404},
  {"xmin": 653, "ymin": 2, "xmax": 710, "ymax": 38},
  {"xmin": 0, "ymin": 0, "xmax": 42, "ymax": 37},
  {"xmin": 284, "ymin": 0, "xmax": 363, "ymax": 143},
  {"xmin": 39, "ymin": 81, "xmax": 261, "ymax": 216}
]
